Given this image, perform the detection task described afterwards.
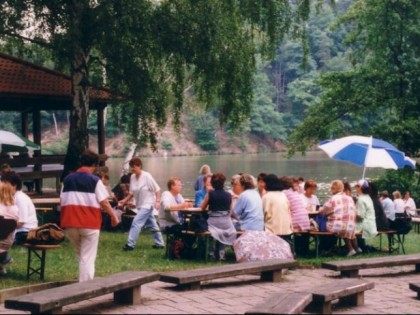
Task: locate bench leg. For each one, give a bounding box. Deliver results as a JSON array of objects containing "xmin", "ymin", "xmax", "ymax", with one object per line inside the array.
[
  {"xmin": 114, "ymin": 286, "xmax": 141, "ymax": 305},
  {"xmin": 27, "ymin": 248, "xmax": 47, "ymax": 281},
  {"xmin": 34, "ymin": 306, "xmax": 63, "ymax": 314},
  {"xmin": 177, "ymin": 282, "xmax": 201, "ymax": 290},
  {"xmin": 260, "ymin": 270, "xmax": 282, "ymax": 282},
  {"xmin": 321, "ymin": 301, "xmax": 332, "ymax": 314},
  {"xmin": 341, "ymin": 270, "xmax": 359, "ymax": 278},
  {"xmin": 339, "ymin": 292, "xmax": 365, "ymax": 306},
  {"xmin": 415, "ymin": 263, "xmax": 420, "ymax": 272}
]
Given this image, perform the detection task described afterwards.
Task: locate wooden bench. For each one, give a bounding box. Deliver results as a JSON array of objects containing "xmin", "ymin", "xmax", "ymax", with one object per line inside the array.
[
  {"xmin": 307, "ymin": 279, "xmax": 374, "ymax": 314},
  {"xmin": 412, "ymin": 217, "xmax": 420, "ymax": 233},
  {"xmin": 4, "ymin": 271, "xmax": 160, "ymax": 314},
  {"xmin": 23, "ymin": 243, "xmax": 62, "ymax": 280},
  {"xmin": 159, "ymin": 258, "xmax": 297, "ymax": 290},
  {"xmin": 310, "ymin": 230, "xmax": 405, "ymax": 258},
  {"xmin": 322, "ymin": 253, "xmax": 420, "ymax": 278},
  {"xmin": 409, "ymin": 282, "xmax": 420, "ymax": 299},
  {"xmin": 245, "ymin": 292, "xmax": 312, "ymax": 314}
]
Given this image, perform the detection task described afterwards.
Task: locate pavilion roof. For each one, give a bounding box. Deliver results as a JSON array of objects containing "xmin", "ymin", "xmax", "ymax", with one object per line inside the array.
[{"xmin": 0, "ymin": 52, "xmax": 113, "ymax": 108}]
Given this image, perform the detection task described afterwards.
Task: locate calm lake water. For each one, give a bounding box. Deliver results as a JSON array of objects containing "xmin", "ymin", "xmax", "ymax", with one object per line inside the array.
[{"xmin": 105, "ymin": 151, "xmax": 385, "ymax": 203}]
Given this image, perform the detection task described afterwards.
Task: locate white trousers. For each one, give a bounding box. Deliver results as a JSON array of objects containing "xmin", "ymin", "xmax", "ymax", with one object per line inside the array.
[{"xmin": 65, "ymin": 228, "xmax": 100, "ymax": 282}]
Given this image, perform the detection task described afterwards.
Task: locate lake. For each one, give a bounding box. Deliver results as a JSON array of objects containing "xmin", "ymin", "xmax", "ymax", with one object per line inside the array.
[{"xmin": 105, "ymin": 151, "xmax": 385, "ymax": 203}]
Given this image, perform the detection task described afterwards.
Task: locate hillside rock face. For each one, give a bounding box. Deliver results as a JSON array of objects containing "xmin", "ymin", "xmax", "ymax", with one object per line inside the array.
[{"xmin": 41, "ymin": 122, "xmax": 285, "ymax": 157}]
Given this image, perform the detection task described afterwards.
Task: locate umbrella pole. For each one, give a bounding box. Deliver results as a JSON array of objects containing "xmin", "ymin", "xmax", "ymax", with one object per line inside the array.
[{"xmin": 362, "ymin": 166, "xmax": 366, "ymax": 179}]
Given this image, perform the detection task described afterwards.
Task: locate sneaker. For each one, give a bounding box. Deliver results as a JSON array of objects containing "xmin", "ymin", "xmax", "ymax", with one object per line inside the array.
[
  {"xmin": 152, "ymin": 245, "xmax": 165, "ymax": 249},
  {"xmin": 122, "ymin": 244, "xmax": 134, "ymax": 251},
  {"xmin": 1, "ymin": 256, "xmax": 13, "ymax": 266},
  {"xmin": 347, "ymin": 249, "xmax": 357, "ymax": 257},
  {"xmin": 0, "ymin": 266, "xmax": 6, "ymax": 275},
  {"xmin": 356, "ymin": 248, "xmax": 363, "ymax": 253}
]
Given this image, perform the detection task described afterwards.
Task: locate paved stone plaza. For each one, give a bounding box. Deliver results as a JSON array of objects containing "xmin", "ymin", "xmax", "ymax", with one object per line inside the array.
[{"xmin": 1, "ymin": 265, "xmax": 419, "ymax": 314}]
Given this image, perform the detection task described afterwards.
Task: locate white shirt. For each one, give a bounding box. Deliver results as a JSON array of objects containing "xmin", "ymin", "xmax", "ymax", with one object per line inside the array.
[
  {"xmin": 159, "ymin": 191, "xmax": 183, "ymax": 228},
  {"xmin": 14, "ymin": 190, "xmax": 38, "ymax": 232},
  {"xmin": 393, "ymin": 198, "xmax": 405, "ymax": 213},
  {"xmin": 301, "ymin": 194, "xmax": 320, "ymax": 212},
  {"xmin": 129, "ymin": 171, "xmax": 160, "ymax": 209},
  {"xmin": 404, "ymin": 197, "xmax": 417, "ymax": 216}
]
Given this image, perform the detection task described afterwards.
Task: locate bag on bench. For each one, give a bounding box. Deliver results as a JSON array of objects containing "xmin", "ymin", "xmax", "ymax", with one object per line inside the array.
[{"xmin": 26, "ymin": 223, "xmax": 65, "ymax": 245}]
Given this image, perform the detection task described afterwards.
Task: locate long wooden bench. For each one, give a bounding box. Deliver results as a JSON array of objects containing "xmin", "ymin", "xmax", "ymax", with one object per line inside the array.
[
  {"xmin": 4, "ymin": 271, "xmax": 159, "ymax": 314},
  {"xmin": 159, "ymin": 258, "xmax": 297, "ymax": 290},
  {"xmin": 309, "ymin": 230, "xmax": 405, "ymax": 258},
  {"xmin": 245, "ymin": 292, "xmax": 313, "ymax": 314},
  {"xmin": 307, "ymin": 279, "xmax": 374, "ymax": 314},
  {"xmin": 322, "ymin": 253, "xmax": 420, "ymax": 278},
  {"xmin": 409, "ymin": 282, "xmax": 420, "ymax": 299}
]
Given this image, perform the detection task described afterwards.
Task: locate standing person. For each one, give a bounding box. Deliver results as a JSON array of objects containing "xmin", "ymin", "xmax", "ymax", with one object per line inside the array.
[
  {"xmin": 194, "ymin": 164, "xmax": 211, "ymax": 191},
  {"xmin": 119, "ymin": 157, "xmax": 165, "ymax": 251},
  {"xmin": 200, "ymin": 172, "xmax": 236, "ymax": 261},
  {"xmin": 232, "ymin": 173, "xmax": 264, "ymax": 231},
  {"xmin": 354, "ymin": 179, "xmax": 378, "ymax": 253},
  {"xmin": 0, "ymin": 182, "xmax": 19, "ymax": 275},
  {"xmin": 262, "ymin": 174, "xmax": 293, "ymax": 239},
  {"xmin": 60, "ymin": 149, "xmax": 119, "ymax": 282},
  {"xmin": 0, "ymin": 171, "xmax": 38, "ymax": 244}
]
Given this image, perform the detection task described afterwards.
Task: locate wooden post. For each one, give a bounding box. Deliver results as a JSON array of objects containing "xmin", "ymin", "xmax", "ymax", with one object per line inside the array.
[
  {"xmin": 97, "ymin": 105, "xmax": 105, "ymax": 166},
  {"xmin": 32, "ymin": 109, "xmax": 42, "ymax": 194},
  {"xmin": 21, "ymin": 111, "xmax": 29, "ymax": 138}
]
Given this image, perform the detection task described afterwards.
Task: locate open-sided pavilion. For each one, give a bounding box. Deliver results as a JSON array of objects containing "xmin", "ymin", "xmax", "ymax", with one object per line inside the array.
[{"xmin": 0, "ymin": 52, "xmax": 113, "ymax": 193}]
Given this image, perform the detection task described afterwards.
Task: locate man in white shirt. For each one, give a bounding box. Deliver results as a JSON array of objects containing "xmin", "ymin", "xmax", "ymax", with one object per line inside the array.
[
  {"xmin": 380, "ymin": 190, "xmax": 396, "ymax": 222},
  {"xmin": 1, "ymin": 171, "xmax": 38, "ymax": 244}
]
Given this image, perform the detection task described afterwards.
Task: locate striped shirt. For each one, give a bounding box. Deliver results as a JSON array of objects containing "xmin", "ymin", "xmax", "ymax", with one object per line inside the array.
[
  {"xmin": 284, "ymin": 189, "xmax": 310, "ymax": 232},
  {"xmin": 60, "ymin": 167, "xmax": 109, "ymax": 229}
]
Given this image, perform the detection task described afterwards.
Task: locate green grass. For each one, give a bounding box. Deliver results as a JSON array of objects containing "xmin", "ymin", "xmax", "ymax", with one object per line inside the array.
[{"xmin": 1, "ymin": 229, "xmax": 419, "ymax": 290}]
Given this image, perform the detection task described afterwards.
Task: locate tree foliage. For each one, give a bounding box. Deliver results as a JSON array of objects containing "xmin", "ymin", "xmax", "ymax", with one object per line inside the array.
[
  {"xmin": 0, "ymin": 0, "xmax": 318, "ymax": 173},
  {"xmin": 288, "ymin": 0, "xmax": 420, "ymax": 158}
]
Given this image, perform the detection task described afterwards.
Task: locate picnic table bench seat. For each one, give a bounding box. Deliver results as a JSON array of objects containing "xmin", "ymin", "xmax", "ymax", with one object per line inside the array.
[
  {"xmin": 245, "ymin": 292, "xmax": 313, "ymax": 314},
  {"xmin": 307, "ymin": 279, "xmax": 374, "ymax": 314},
  {"xmin": 322, "ymin": 253, "xmax": 420, "ymax": 278},
  {"xmin": 159, "ymin": 258, "xmax": 297, "ymax": 290},
  {"xmin": 409, "ymin": 282, "xmax": 420, "ymax": 299},
  {"xmin": 4, "ymin": 271, "xmax": 159, "ymax": 314}
]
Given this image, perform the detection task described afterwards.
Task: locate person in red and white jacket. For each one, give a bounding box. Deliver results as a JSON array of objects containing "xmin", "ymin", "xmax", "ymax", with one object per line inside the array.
[{"xmin": 60, "ymin": 149, "xmax": 119, "ymax": 282}]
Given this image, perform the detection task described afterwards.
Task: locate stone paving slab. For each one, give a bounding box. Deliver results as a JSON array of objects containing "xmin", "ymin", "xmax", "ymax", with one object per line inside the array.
[{"xmin": 1, "ymin": 266, "xmax": 419, "ymax": 314}]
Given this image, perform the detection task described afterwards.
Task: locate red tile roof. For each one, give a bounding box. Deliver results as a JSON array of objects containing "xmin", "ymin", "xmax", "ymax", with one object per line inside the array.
[{"xmin": 0, "ymin": 52, "xmax": 112, "ymax": 102}]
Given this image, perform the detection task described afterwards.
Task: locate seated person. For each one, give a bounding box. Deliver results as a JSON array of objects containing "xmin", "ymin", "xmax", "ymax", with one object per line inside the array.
[
  {"xmin": 0, "ymin": 182, "xmax": 19, "ymax": 274},
  {"xmin": 231, "ymin": 173, "xmax": 264, "ymax": 231},
  {"xmin": 194, "ymin": 174, "xmax": 212, "ymax": 207},
  {"xmin": 112, "ymin": 173, "xmax": 136, "ymax": 213},
  {"xmin": 159, "ymin": 177, "xmax": 192, "ymax": 236},
  {"xmin": 1, "ymin": 171, "xmax": 38, "ymax": 244}
]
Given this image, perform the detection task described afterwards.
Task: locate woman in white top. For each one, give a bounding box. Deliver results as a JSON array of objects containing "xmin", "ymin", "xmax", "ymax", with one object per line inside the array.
[
  {"xmin": 1, "ymin": 171, "xmax": 38, "ymax": 244},
  {"xmin": 392, "ymin": 190, "xmax": 405, "ymax": 214},
  {"xmin": 403, "ymin": 191, "xmax": 417, "ymax": 216},
  {"xmin": 301, "ymin": 179, "xmax": 320, "ymax": 212}
]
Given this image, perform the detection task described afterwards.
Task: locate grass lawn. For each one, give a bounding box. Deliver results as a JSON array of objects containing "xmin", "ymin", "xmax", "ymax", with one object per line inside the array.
[{"xmin": 1, "ymin": 228, "xmax": 419, "ymax": 291}]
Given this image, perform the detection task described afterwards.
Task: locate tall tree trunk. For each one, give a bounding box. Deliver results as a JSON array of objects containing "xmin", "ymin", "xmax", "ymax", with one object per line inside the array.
[{"xmin": 61, "ymin": 1, "xmax": 91, "ymax": 181}]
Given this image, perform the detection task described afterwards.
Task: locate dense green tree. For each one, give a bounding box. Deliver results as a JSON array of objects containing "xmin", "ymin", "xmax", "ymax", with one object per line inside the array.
[
  {"xmin": 0, "ymin": 0, "xmax": 319, "ymax": 175},
  {"xmin": 288, "ymin": 0, "xmax": 420, "ymax": 158}
]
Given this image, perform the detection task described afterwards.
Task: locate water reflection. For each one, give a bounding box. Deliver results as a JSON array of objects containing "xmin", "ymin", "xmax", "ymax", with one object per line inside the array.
[{"xmin": 105, "ymin": 151, "xmax": 385, "ymax": 203}]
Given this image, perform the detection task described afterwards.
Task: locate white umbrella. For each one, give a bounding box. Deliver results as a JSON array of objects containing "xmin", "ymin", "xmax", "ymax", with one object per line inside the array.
[
  {"xmin": 318, "ymin": 135, "xmax": 416, "ymax": 179},
  {"xmin": 0, "ymin": 130, "xmax": 40, "ymax": 153}
]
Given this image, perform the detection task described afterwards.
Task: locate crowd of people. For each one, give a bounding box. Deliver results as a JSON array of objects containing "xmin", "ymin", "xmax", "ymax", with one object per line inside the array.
[{"xmin": 0, "ymin": 153, "xmax": 418, "ymax": 282}]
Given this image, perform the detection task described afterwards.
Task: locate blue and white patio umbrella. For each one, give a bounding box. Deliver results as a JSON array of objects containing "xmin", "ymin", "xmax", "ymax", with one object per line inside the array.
[{"xmin": 318, "ymin": 136, "xmax": 416, "ymax": 179}]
